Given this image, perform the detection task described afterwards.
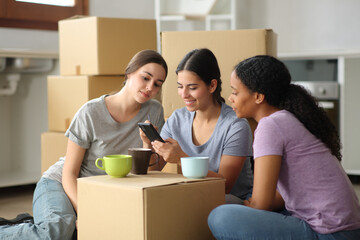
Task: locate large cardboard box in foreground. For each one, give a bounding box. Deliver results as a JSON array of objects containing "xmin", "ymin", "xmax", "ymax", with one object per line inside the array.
[
  {"xmin": 59, "ymin": 16, "xmax": 157, "ymax": 75},
  {"xmin": 161, "ymin": 29, "xmax": 277, "ymax": 119},
  {"xmin": 78, "ymin": 172, "xmax": 225, "ymax": 240},
  {"xmin": 48, "ymin": 75, "xmax": 125, "ymax": 132},
  {"xmin": 41, "ymin": 132, "xmax": 67, "ymax": 173}
]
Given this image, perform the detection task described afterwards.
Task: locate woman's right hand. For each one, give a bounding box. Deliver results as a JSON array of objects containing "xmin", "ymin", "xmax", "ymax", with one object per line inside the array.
[{"xmin": 152, "ymin": 138, "xmax": 188, "ymax": 165}]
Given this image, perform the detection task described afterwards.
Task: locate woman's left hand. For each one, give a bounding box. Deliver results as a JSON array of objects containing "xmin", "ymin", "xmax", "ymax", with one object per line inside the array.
[
  {"xmin": 139, "ymin": 120, "xmax": 153, "ymax": 148},
  {"xmin": 151, "ymin": 138, "xmax": 187, "ymax": 165},
  {"xmin": 244, "ymin": 197, "xmax": 252, "ymax": 207}
]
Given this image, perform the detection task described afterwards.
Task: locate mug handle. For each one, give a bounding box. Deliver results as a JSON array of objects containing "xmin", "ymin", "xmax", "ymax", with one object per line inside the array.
[
  {"xmin": 95, "ymin": 158, "xmax": 105, "ymax": 170},
  {"xmin": 148, "ymin": 152, "xmax": 160, "ymax": 167}
]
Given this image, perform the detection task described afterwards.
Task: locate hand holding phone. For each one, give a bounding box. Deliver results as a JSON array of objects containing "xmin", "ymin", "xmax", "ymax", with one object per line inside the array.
[{"xmin": 138, "ymin": 122, "xmax": 165, "ymax": 143}]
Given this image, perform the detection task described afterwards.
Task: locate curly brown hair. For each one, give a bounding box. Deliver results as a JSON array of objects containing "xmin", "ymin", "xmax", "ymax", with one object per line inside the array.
[{"xmin": 234, "ymin": 55, "xmax": 342, "ymax": 161}]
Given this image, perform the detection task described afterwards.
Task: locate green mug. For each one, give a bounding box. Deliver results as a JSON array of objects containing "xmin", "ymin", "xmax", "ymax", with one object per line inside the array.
[{"xmin": 95, "ymin": 154, "xmax": 132, "ymax": 178}]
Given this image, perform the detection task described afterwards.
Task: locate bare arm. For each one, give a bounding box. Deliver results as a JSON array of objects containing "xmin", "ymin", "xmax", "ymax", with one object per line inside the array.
[
  {"xmin": 272, "ymin": 190, "xmax": 285, "ymax": 211},
  {"xmin": 62, "ymin": 139, "xmax": 86, "ymax": 213},
  {"xmin": 244, "ymin": 155, "xmax": 284, "ymax": 211},
  {"xmin": 207, "ymin": 155, "xmax": 246, "ymax": 194}
]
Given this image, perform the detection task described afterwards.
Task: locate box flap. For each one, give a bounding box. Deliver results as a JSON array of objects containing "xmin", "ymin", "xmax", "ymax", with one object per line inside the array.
[
  {"xmin": 59, "ymin": 15, "xmax": 90, "ymax": 22},
  {"xmin": 77, "ymin": 171, "xmax": 223, "ymax": 190}
]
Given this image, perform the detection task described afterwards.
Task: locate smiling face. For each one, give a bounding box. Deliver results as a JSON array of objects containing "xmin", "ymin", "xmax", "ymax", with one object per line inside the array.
[
  {"xmin": 126, "ymin": 63, "xmax": 166, "ymax": 103},
  {"xmin": 177, "ymin": 70, "xmax": 215, "ymax": 112},
  {"xmin": 228, "ymin": 70, "xmax": 258, "ymax": 119}
]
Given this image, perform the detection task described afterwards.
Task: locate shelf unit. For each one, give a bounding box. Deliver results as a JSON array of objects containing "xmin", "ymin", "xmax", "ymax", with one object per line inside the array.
[
  {"xmin": 279, "ymin": 50, "xmax": 360, "ymax": 175},
  {"xmin": 154, "ymin": 0, "xmax": 236, "ymax": 51},
  {"xmin": 0, "ymin": 48, "xmax": 58, "ymax": 59},
  {"xmin": 0, "ymin": 49, "xmax": 58, "ymax": 188}
]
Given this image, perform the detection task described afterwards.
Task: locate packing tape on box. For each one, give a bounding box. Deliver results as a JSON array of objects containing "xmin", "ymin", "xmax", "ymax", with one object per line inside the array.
[
  {"xmin": 76, "ymin": 65, "xmax": 81, "ymax": 75},
  {"xmin": 65, "ymin": 118, "xmax": 71, "ymax": 130}
]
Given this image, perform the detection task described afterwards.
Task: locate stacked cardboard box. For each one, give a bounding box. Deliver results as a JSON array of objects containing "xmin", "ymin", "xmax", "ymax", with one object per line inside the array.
[
  {"xmin": 41, "ymin": 132, "xmax": 68, "ymax": 173},
  {"xmin": 41, "ymin": 16, "xmax": 157, "ymax": 173}
]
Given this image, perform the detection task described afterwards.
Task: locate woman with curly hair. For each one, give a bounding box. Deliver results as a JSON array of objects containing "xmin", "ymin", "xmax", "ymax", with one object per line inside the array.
[{"xmin": 208, "ymin": 55, "xmax": 360, "ymax": 239}]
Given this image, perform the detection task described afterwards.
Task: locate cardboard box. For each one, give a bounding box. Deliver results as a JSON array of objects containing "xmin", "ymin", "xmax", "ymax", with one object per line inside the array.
[
  {"xmin": 161, "ymin": 162, "xmax": 181, "ymax": 174},
  {"xmin": 161, "ymin": 29, "xmax": 277, "ymax": 118},
  {"xmin": 77, "ymin": 172, "xmax": 225, "ymax": 240},
  {"xmin": 48, "ymin": 75, "xmax": 125, "ymax": 132},
  {"xmin": 59, "ymin": 16, "xmax": 157, "ymax": 75},
  {"xmin": 41, "ymin": 132, "xmax": 67, "ymax": 173}
]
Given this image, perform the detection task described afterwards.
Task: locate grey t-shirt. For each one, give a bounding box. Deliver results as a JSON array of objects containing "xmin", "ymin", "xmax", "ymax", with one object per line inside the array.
[
  {"xmin": 160, "ymin": 103, "xmax": 253, "ymax": 199},
  {"xmin": 43, "ymin": 95, "xmax": 165, "ymax": 183}
]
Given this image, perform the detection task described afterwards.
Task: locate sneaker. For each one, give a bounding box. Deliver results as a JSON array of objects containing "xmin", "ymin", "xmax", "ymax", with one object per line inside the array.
[{"xmin": 0, "ymin": 213, "xmax": 34, "ymax": 226}]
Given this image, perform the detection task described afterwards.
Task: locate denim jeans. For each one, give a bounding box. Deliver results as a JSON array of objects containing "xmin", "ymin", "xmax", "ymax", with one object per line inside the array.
[
  {"xmin": 208, "ymin": 204, "xmax": 360, "ymax": 240},
  {"xmin": 0, "ymin": 177, "xmax": 76, "ymax": 240}
]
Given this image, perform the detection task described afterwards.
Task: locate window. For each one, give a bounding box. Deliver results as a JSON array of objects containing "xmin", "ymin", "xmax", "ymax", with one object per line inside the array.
[
  {"xmin": 0, "ymin": 0, "xmax": 88, "ymax": 30},
  {"xmin": 16, "ymin": 0, "xmax": 75, "ymax": 7}
]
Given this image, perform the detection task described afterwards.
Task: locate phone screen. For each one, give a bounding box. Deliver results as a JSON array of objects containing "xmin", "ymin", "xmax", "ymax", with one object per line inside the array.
[{"xmin": 138, "ymin": 123, "xmax": 165, "ymax": 143}]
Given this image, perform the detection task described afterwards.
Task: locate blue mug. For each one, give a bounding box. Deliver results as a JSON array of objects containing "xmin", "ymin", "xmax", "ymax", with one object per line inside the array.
[{"xmin": 180, "ymin": 157, "xmax": 209, "ymax": 179}]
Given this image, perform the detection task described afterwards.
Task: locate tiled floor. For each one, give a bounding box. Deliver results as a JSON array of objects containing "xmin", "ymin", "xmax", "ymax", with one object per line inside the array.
[{"xmin": 1, "ymin": 180, "xmax": 360, "ymax": 220}]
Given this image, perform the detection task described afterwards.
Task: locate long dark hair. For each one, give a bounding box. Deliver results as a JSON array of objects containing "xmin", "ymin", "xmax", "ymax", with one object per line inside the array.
[
  {"xmin": 176, "ymin": 48, "xmax": 225, "ymax": 105},
  {"xmin": 125, "ymin": 49, "xmax": 168, "ymax": 81},
  {"xmin": 234, "ymin": 55, "xmax": 342, "ymax": 161}
]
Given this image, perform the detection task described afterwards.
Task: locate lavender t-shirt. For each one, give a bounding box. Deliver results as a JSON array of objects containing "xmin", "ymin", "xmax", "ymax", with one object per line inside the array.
[{"xmin": 254, "ymin": 110, "xmax": 360, "ymax": 234}]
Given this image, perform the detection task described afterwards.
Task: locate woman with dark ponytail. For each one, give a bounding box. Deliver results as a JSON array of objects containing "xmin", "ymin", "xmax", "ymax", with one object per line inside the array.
[
  {"xmin": 142, "ymin": 48, "xmax": 254, "ymax": 203},
  {"xmin": 208, "ymin": 55, "xmax": 360, "ymax": 239}
]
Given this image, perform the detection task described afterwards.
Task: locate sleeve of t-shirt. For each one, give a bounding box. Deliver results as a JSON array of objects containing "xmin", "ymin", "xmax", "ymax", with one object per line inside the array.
[
  {"xmin": 253, "ymin": 117, "xmax": 284, "ymax": 159},
  {"xmin": 65, "ymin": 103, "xmax": 93, "ymax": 149},
  {"xmin": 222, "ymin": 118, "xmax": 253, "ymax": 157},
  {"xmin": 160, "ymin": 113, "xmax": 174, "ymax": 140}
]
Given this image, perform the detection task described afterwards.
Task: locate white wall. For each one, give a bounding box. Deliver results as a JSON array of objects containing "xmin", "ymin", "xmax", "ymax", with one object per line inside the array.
[
  {"xmin": 244, "ymin": 0, "xmax": 360, "ymax": 53},
  {"xmin": 2, "ymin": 0, "xmax": 359, "ymax": 53},
  {"xmin": 0, "ymin": 28, "xmax": 58, "ymax": 52},
  {"xmin": 0, "ymin": 0, "xmax": 155, "ymax": 52},
  {"xmin": 89, "ymin": 0, "xmax": 154, "ymax": 19}
]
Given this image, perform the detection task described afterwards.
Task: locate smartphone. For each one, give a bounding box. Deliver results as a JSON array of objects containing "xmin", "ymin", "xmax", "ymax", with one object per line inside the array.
[{"xmin": 138, "ymin": 122, "xmax": 165, "ymax": 143}]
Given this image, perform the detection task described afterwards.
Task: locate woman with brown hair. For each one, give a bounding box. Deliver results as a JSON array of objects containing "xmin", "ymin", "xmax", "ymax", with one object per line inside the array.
[{"xmin": 0, "ymin": 49, "xmax": 168, "ymax": 240}]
